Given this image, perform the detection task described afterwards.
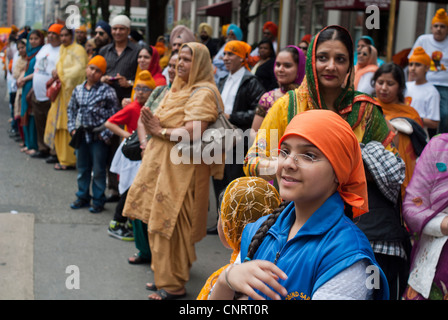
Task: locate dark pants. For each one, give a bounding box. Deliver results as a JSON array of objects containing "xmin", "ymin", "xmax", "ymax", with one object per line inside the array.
[
  {"xmin": 113, "ymin": 189, "xmax": 128, "ymax": 223},
  {"xmin": 31, "ymin": 93, "xmax": 52, "ymax": 153},
  {"xmin": 75, "ymin": 139, "xmax": 110, "ymax": 207}
]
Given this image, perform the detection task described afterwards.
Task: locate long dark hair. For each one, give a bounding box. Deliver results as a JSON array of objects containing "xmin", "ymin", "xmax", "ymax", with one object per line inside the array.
[{"xmin": 371, "ymin": 62, "xmax": 406, "ymax": 103}]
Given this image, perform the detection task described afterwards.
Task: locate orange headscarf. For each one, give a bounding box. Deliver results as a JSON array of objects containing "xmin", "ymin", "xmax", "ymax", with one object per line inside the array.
[
  {"xmin": 279, "ymin": 110, "xmax": 368, "ymax": 217},
  {"xmin": 409, "ymin": 46, "xmax": 431, "ymax": 66},
  {"xmin": 224, "ymin": 40, "xmax": 252, "ymax": 70},
  {"xmin": 432, "ymin": 8, "xmax": 448, "ymax": 26}
]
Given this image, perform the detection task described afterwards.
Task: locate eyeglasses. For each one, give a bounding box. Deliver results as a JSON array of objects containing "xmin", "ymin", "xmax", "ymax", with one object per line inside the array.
[
  {"xmin": 273, "ymin": 149, "xmax": 322, "ymax": 168},
  {"xmin": 135, "ymin": 87, "xmax": 152, "ymax": 93},
  {"xmin": 95, "ymin": 31, "xmax": 105, "ymax": 36}
]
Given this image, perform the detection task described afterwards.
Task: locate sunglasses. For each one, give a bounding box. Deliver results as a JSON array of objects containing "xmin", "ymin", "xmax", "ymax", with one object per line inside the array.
[{"xmin": 95, "ymin": 31, "xmax": 105, "ymax": 36}]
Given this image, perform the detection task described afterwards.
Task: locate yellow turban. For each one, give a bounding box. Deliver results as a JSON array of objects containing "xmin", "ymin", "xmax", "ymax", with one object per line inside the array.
[
  {"xmin": 432, "ymin": 8, "xmax": 448, "ymax": 26},
  {"xmin": 135, "ymin": 70, "xmax": 156, "ymax": 90},
  {"xmin": 199, "ymin": 22, "xmax": 212, "ymax": 37},
  {"xmin": 409, "ymin": 47, "xmax": 431, "ymax": 66}
]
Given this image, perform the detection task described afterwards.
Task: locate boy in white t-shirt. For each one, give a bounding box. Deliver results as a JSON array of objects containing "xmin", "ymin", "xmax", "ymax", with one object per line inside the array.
[
  {"xmin": 408, "ymin": 8, "xmax": 448, "ymax": 134},
  {"xmin": 405, "ymin": 46, "xmax": 440, "ymax": 138}
]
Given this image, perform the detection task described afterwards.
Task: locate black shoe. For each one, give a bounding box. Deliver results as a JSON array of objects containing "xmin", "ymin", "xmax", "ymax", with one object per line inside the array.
[
  {"xmin": 105, "ymin": 194, "xmax": 120, "ymax": 202},
  {"xmin": 207, "ymin": 225, "xmax": 218, "ymax": 235},
  {"xmin": 30, "ymin": 151, "xmax": 49, "ymax": 159},
  {"xmin": 45, "ymin": 155, "xmax": 58, "ymax": 164},
  {"xmin": 89, "ymin": 205, "xmax": 104, "ymax": 213},
  {"xmin": 70, "ymin": 198, "xmax": 90, "ymax": 209}
]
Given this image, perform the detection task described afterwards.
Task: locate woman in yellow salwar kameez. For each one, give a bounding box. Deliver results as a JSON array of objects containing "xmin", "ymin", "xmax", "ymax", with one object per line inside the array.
[
  {"xmin": 244, "ymin": 25, "xmax": 396, "ymax": 184},
  {"xmin": 44, "ymin": 27, "xmax": 88, "ymax": 170},
  {"xmin": 122, "ymin": 42, "xmax": 224, "ymax": 300}
]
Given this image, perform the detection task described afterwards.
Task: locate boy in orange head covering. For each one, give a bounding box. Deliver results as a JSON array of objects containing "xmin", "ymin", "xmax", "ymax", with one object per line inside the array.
[
  {"xmin": 67, "ymin": 54, "xmax": 120, "ymax": 213},
  {"xmin": 408, "ymin": 8, "xmax": 448, "ymax": 134}
]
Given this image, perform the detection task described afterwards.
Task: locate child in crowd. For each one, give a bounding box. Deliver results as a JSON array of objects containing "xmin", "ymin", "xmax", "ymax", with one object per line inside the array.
[
  {"xmin": 105, "ymin": 70, "xmax": 156, "ymax": 240},
  {"xmin": 209, "ymin": 110, "xmax": 389, "ymax": 300},
  {"xmin": 67, "ymin": 55, "xmax": 120, "ymax": 213},
  {"xmin": 405, "ymin": 46, "xmax": 441, "ymax": 138},
  {"xmin": 196, "ymin": 176, "xmax": 281, "ymax": 300}
]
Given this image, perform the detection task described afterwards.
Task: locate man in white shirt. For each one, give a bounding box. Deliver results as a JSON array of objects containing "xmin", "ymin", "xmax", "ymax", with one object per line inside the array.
[
  {"xmin": 405, "ymin": 47, "xmax": 440, "ymax": 138},
  {"xmin": 408, "ymin": 8, "xmax": 448, "ymax": 133},
  {"xmin": 30, "ymin": 23, "xmax": 62, "ymax": 159}
]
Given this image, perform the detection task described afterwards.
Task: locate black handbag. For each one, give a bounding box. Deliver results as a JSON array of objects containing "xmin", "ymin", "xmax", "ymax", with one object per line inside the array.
[
  {"xmin": 69, "ymin": 127, "xmax": 84, "ymax": 149},
  {"xmin": 121, "ymin": 130, "xmax": 142, "ymax": 161}
]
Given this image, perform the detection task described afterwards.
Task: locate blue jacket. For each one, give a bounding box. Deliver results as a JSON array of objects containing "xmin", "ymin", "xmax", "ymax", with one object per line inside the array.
[{"xmin": 240, "ymin": 193, "xmax": 389, "ymax": 300}]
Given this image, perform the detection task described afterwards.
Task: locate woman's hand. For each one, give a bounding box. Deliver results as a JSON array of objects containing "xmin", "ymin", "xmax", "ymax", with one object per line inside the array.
[
  {"xmin": 140, "ymin": 107, "xmax": 162, "ymax": 137},
  {"xmin": 211, "ymin": 260, "xmax": 288, "ymax": 300},
  {"xmin": 116, "ymin": 73, "xmax": 132, "ymax": 88}
]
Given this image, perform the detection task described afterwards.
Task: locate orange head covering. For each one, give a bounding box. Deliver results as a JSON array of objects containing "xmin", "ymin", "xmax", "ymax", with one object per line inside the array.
[
  {"xmin": 48, "ymin": 23, "xmax": 64, "ymax": 35},
  {"xmin": 88, "ymin": 55, "xmax": 107, "ymax": 74},
  {"xmin": 301, "ymin": 34, "xmax": 312, "ymax": 44},
  {"xmin": 278, "ymin": 110, "xmax": 368, "ymax": 217},
  {"xmin": 221, "ymin": 24, "xmax": 230, "ymax": 37},
  {"xmin": 76, "ymin": 25, "xmax": 87, "ymax": 32},
  {"xmin": 432, "ymin": 8, "xmax": 448, "ymax": 26},
  {"xmin": 409, "ymin": 46, "xmax": 431, "ymax": 66},
  {"xmin": 263, "ymin": 21, "xmax": 278, "ymax": 37},
  {"xmin": 224, "ymin": 40, "xmax": 252, "ymax": 70},
  {"xmin": 135, "ymin": 70, "xmax": 156, "ymax": 90}
]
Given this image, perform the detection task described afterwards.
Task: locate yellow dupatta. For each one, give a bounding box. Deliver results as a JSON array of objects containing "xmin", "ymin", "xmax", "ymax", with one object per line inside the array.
[{"xmin": 44, "ymin": 42, "xmax": 87, "ymax": 148}]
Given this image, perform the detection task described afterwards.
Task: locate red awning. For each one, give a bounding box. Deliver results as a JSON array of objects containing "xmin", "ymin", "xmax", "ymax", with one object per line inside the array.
[
  {"xmin": 197, "ymin": 1, "xmax": 232, "ymax": 17},
  {"xmin": 324, "ymin": 0, "xmax": 398, "ymax": 11}
]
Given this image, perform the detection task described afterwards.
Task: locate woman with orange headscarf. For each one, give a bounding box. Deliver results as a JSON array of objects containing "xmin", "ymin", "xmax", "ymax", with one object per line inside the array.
[
  {"xmin": 210, "ymin": 110, "xmax": 389, "ymax": 300},
  {"xmin": 372, "ymin": 62, "xmax": 426, "ymax": 198}
]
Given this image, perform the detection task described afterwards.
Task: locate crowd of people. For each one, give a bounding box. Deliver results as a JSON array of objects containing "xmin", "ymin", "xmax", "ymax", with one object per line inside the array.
[{"xmin": 2, "ymin": 8, "xmax": 448, "ymax": 301}]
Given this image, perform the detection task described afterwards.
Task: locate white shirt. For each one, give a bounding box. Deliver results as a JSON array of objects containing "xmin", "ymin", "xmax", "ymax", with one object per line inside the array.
[
  {"xmin": 33, "ymin": 43, "xmax": 61, "ymax": 101},
  {"xmin": 405, "ymin": 81, "xmax": 440, "ymax": 121},
  {"xmin": 357, "ymin": 72, "xmax": 375, "ymax": 96},
  {"xmin": 409, "ymin": 34, "xmax": 448, "ymax": 87},
  {"xmin": 221, "ymin": 66, "xmax": 246, "ymax": 115}
]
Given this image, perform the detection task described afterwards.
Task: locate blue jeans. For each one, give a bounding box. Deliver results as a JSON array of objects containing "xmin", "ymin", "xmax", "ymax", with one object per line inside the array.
[
  {"xmin": 435, "ymin": 85, "xmax": 448, "ymax": 134},
  {"xmin": 75, "ymin": 139, "xmax": 110, "ymax": 207}
]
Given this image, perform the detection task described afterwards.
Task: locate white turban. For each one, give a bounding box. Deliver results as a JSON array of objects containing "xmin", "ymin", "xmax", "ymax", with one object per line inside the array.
[{"xmin": 111, "ymin": 15, "xmax": 131, "ymax": 28}]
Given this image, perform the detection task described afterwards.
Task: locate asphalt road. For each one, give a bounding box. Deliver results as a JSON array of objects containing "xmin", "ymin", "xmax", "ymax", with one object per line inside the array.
[{"xmin": 0, "ymin": 73, "xmax": 229, "ymax": 300}]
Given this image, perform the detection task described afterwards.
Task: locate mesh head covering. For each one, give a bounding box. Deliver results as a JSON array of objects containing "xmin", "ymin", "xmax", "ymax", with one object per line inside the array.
[{"xmin": 220, "ymin": 177, "xmax": 281, "ymax": 261}]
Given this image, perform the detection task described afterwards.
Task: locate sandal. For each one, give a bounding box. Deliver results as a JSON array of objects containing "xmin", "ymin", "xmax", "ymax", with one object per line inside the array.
[
  {"xmin": 54, "ymin": 163, "xmax": 76, "ymax": 171},
  {"xmin": 128, "ymin": 253, "xmax": 151, "ymax": 265},
  {"xmin": 20, "ymin": 146, "xmax": 28, "ymax": 152},
  {"xmin": 148, "ymin": 289, "xmax": 186, "ymax": 300},
  {"xmin": 145, "ymin": 283, "xmax": 157, "ymax": 291}
]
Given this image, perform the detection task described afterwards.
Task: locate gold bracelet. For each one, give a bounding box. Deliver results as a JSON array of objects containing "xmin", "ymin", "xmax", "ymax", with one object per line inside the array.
[{"xmin": 160, "ymin": 128, "xmax": 167, "ymax": 139}]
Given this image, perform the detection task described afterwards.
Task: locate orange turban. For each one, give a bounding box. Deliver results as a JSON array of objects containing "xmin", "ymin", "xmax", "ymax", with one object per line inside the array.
[
  {"xmin": 48, "ymin": 23, "xmax": 64, "ymax": 35},
  {"xmin": 263, "ymin": 21, "xmax": 278, "ymax": 37},
  {"xmin": 409, "ymin": 46, "xmax": 431, "ymax": 66},
  {"xmin": 279, "ymin": 110, "xmax": 368, "ymax": 217},
  {"xmin": 221, "ymin": 24, "xmax": 230, "ymax": 37},
  {"xmin": 88, "ymin": 55, "xmax": 107, "ymax": 74},
  {"xmin": 135, "ymin": 70, "xmax": 156, "ymax": 90},
  {"xmin": 224, "ymin": 40, "xmax": 252, "ymax": 70},
  {"xmin": 432, "ymin": 8, "xmax": 448, "ymax": 26}
]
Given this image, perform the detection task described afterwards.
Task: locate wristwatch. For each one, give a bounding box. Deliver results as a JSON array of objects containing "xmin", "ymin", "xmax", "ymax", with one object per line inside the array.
[{"xmin": 160, "ymin": 128, "xmax": 167, "ymax": 139}]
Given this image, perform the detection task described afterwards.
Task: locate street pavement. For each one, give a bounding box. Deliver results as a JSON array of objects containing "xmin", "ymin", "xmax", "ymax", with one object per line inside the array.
[{"xmin": 0, "ymin": 74, "xmax": 229, "ymax": 300}]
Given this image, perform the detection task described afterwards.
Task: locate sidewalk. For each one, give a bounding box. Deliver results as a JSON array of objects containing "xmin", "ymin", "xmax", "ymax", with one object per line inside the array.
[{"xmin": 0, "ymin": 212, "xmax": 35, "ymax": 300}]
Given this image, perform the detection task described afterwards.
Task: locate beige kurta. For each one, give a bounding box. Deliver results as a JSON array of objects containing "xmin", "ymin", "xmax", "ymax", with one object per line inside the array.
[{"xmin": 123, "ymin": 42, "xmax": 225, "ymax": 291}]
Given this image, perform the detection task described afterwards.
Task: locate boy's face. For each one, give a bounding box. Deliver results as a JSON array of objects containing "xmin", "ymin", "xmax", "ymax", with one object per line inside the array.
[
  {"xmin": 408, "ymin": 62, "xmax": 429, "ymax": 83},
  {"xmin": 86, "ymin": 65, "xmax": 103, "ymax": 83},
  {"xmin": 431, "ymin": 22, "xmax": 448, "ymax": 42},
  {"xmin": 135, "ymin": 84, "xmax": 152, "ymax": 105}
]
